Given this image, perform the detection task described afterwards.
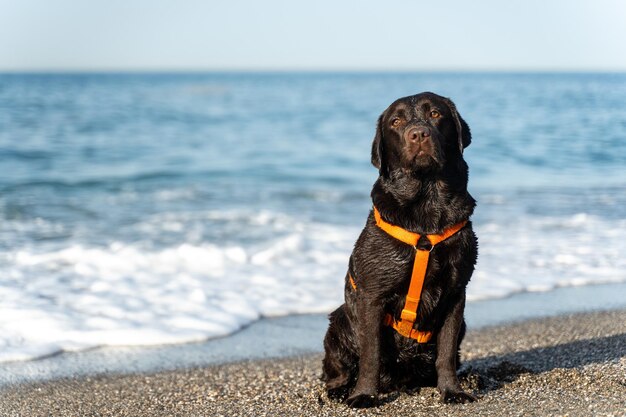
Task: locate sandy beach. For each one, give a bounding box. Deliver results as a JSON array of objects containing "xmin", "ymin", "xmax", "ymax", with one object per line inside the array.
[{"xmin": 1, "ymin": 309, "xmax": 624, "ymax": 416}]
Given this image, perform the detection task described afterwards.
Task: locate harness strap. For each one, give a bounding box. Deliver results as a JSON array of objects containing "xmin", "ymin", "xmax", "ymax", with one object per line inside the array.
[{"xmin": 349, "ymin": 207, "xmax": 467, "ymax": 343}]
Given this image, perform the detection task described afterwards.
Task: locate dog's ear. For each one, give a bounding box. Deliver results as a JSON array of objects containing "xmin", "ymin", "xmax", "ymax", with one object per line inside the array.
[
  {"xmin": 443, "ymin": 97, "xmax": 471, "ymax": 153},
  {"xmin": 371, "ymin": 114, "xmax": 387, "ymax": 175}
]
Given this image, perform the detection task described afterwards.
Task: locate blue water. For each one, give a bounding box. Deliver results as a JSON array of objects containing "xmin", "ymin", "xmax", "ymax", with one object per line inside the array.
[{"xmin": 0, "ymin": 72, "xmax": 625, "ymax": 362}]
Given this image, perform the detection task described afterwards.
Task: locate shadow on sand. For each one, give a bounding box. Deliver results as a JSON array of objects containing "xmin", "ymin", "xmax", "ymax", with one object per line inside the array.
[{"xmin": 461, "ymin": 333, "xmax": 626, "ymax": 392}]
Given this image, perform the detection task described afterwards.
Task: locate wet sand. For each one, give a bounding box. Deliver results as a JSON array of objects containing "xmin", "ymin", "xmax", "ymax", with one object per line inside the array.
[{"xmin": 1, "ymin": 309, "xmax": 624, "ymax": 416}]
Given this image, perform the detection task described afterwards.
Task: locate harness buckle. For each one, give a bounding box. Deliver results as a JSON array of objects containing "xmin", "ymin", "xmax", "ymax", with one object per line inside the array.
[
  {"xmin": 400, "ymin": 308, "xmax": 417, "ymax": 322},
  {"xmin": 395, "ymin": 319, "xmax": 415, "ymax": 337}
]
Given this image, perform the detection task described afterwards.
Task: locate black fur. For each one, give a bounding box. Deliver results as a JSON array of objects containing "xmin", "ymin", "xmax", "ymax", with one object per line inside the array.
[{"xmin": 322, "ymin": 92, "xmax": 478, "ymax": 408}]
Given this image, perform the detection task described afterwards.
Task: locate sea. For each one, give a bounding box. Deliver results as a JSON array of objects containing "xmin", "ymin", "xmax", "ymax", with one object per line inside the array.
[{"xmin": 0, "ymin": 72, "xmax": 625, "ymax": 363}]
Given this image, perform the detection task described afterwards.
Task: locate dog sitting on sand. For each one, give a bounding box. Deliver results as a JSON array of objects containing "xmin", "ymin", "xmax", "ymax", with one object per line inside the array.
[{"xmin": 322, "ymin": 92, "xmax": 478, "ymax": 408}]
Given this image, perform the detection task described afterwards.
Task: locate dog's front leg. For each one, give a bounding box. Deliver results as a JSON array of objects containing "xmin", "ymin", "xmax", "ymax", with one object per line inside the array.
[
  {"xmin": 435, "ymin": 292, "xmax": 476, "ymax": 403},
  {"xmin": 346, "ymin": 298, "xmax": 383, "ymax": 408}
]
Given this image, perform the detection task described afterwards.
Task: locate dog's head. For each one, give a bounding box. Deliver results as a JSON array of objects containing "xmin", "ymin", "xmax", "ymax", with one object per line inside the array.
[{"xmin": 371, "ymin": 92, "xmax": 471, "ymax": 177}]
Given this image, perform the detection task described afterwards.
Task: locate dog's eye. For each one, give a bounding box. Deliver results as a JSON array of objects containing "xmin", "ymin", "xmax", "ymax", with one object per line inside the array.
[
  {"xmin": 391, "ymin": 118, "xmax": 401, "ymax": 127},
  {"xmin": 430, "ymin": 110, "xmax": 441, "ymax": 119}
]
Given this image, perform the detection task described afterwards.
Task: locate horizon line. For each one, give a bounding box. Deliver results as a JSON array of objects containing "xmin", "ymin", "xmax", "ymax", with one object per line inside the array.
[{"xmin": 1, "ymin": 67, "xmax": 626, "ymax": 75}]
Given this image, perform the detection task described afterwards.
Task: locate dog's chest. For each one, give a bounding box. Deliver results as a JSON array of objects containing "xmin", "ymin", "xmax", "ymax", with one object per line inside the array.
[
  {"xmin": 354, "ymin": 243, "xmax": 447, "ymax": 302},
  {"xmin": 392, "ymin": 249, "xmax": 445, "ymax": 307}
]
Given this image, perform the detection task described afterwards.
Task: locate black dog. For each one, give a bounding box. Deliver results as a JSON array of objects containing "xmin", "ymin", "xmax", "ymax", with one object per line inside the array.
[{"xmin": 322, "ymin": 92, "xmax": 477, "ymax": 408}]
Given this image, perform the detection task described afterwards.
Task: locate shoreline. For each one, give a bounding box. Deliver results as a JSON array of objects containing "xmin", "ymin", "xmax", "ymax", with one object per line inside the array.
[
  {"xmin": 1, "ymin": 281, "xmax": 626, "ymax": 389},
  {"xmin": 1, "ymin": 308, "xmax": 624, "ymax": 416}
]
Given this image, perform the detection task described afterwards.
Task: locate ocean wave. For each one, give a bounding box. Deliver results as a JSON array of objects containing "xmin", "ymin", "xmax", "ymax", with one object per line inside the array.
[
  {"xmin": 1, "ymin": 209, "xmax": 625, "ymax": 363},
  {"xmin": 0, "ymin": 171, "xmax": 189, "ymax": 192},
  {"xmin": 469, "ymin": 214, "xmax": 626, "ymax": 301},
  {"xmin": 0, "ymin": 212, "xmax": 356, "ymax": 363}
]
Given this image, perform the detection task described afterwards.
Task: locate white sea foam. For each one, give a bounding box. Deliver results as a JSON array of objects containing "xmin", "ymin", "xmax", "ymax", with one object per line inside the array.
[
  {"xmin": 0, "ymin": 211, "xmax": 353, "ymax": 363},
  {"xmin": 0, "ymin": 209, "xmax": 625, "ymax": 363},
  {"xmin": 469, "ymin": 214, "xmax": 626, "ymax": 301}
]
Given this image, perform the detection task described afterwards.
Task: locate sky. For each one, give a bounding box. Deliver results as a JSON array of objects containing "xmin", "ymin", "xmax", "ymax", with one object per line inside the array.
[{"xmin": 1, "ymin": 0, "xmax": 626, "ymax": 72}]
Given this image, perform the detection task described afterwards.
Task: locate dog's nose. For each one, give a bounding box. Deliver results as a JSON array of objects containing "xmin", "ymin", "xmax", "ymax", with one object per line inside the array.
[{"xmin": 406, "ymin": 126, "xmax": 431, "ymax": 142}]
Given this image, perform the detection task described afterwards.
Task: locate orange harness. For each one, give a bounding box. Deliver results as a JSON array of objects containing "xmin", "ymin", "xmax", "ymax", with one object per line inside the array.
[{"xmin": 349, "ymin": 207, "xmax": 467, "ymax": 343}]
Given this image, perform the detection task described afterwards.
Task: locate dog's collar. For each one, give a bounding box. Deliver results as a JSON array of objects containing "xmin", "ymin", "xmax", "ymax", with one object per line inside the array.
[{"xmin": 350, "ymin": 206, "xmax": 468, "ymax": 343}]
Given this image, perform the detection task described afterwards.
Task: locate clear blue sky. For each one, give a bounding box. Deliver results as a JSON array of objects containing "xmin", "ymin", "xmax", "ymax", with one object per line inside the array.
[{"xmin": 2, "ymin": 0, "xmax": 625, "ymax": 71}]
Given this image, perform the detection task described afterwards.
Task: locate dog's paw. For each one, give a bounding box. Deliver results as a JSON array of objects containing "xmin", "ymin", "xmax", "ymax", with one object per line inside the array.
[
  {"xmin": 439, "ymin": 388, "xmax": 477, "ymax": 404},
  {"xmin": 346, "ymin": 392, "xmax": 377, "ymax": 408},
  {"xmin": 327, "ymin": 386, "xmax": 349, "ymax": 402}
]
